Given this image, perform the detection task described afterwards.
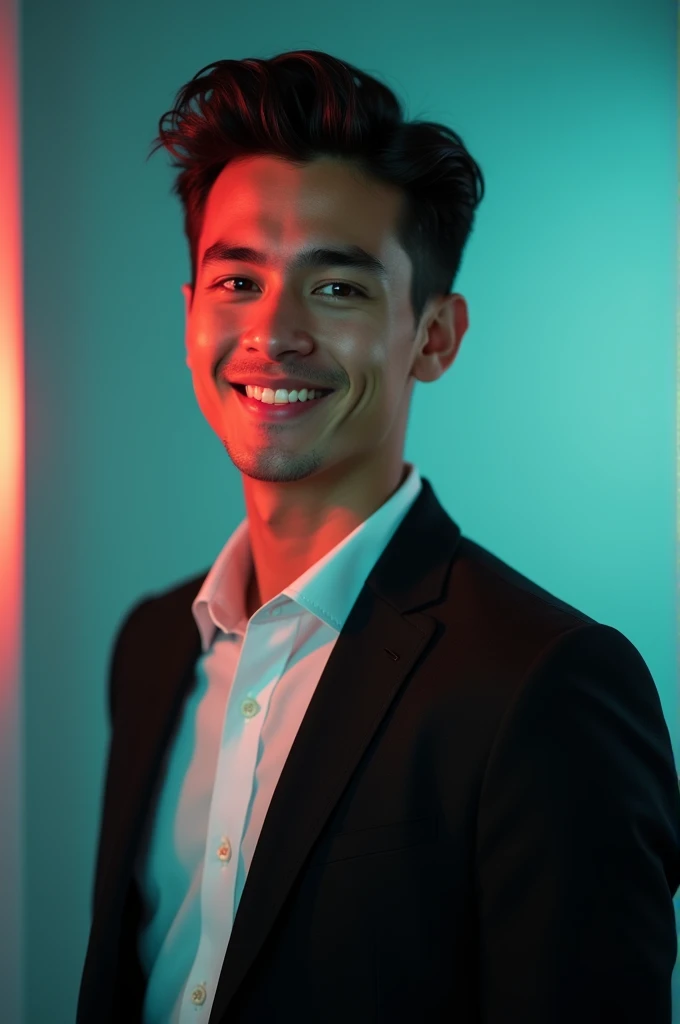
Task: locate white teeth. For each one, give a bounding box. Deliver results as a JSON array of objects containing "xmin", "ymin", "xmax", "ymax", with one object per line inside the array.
[{"xmin": 245, "ymin": 385, "xmax": 320, "ymax": 404}]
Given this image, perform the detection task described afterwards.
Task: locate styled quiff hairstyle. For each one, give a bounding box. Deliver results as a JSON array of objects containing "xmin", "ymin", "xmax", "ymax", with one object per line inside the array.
[{"xmin": 148, "ymin": 49, "xmax": 485, "ymax": 325}]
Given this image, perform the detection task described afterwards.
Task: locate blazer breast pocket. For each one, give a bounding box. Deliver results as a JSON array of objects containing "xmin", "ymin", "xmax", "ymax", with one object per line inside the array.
[{"xmin": 318, "ymin": 814, "xmax": 439, "ymax": 865}]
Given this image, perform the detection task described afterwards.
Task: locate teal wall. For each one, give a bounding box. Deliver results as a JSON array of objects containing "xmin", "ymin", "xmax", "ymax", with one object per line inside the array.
[{"xmin": 20, "ymin": 1, "xmax": 678, "ymax": 1020}]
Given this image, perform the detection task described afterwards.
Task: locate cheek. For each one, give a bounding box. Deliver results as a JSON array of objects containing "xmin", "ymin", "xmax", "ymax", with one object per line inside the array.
[
  {"xmin": 187, "ymin": 357, "xmax": 221, "ymax": 422},
  {"xmin": 353, "ymin": 369, "xmax": 399, "ymax": 424},
  {"xmin": 362, "ymin": 345, "xmax": 407, "ymax": 405},
  {"xmin": 186, "ymin": 313, "xmax": 220, "ymax": 363}
]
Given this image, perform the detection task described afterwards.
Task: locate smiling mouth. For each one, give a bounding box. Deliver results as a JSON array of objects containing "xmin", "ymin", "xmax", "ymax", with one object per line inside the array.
[
  {"xmin": 231, "ymin": 383, "xmax": 334, "ymax": 400},
  {"xmin": 231, "ymin": 384, "xmax": 336, "ymax": 420}
]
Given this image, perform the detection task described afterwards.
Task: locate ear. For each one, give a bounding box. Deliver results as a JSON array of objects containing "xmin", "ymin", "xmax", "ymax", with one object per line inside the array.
[
  {"xmin": 181, "ymin": 282, "xmax": 193, "ymax": 317},
  {"xmin": 412, "ymin": 294, "xmax": 468, "ymax": 384}
]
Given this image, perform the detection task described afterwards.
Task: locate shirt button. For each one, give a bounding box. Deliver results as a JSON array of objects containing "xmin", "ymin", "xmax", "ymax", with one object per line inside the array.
[
  {"xmin": 191, "ymin": 982, "xmax": 207, "ymax": 1005},
  {"xmin": 240, "ymin": 697, "xmax": 260, "ymax": 718},
  {"xmin": 217, "ymin": 837, "xmax": 232, "ymax": 862}
]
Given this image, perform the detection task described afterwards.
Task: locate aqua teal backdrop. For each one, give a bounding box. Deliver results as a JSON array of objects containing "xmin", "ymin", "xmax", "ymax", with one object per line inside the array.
[{"xmin": 20, "ymin": 1, "xmax": 679, "ymax": 1020}]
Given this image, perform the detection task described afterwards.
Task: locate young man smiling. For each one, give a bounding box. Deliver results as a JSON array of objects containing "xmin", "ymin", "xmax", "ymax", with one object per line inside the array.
[
  {"xmin": 77, "ymin": 51, "xmax": 680, "ymax": 1024},
  {"xmin": 181, "ymin": 152, "xmax": 467, "ymax": 621}
]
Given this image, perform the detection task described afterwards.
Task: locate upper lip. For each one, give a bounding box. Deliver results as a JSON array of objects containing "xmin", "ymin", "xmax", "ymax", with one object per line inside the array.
[{"xmin": 227, "ymin": 375, "xmax": 334, "ymax": 392}]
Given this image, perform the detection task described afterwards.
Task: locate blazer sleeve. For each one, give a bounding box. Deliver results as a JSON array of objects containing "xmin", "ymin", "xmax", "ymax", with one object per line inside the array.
[
  {"xmin": 475, "ymin": 622, "xmax": 680, "ymax": 1023},
  {"xmin": 89, "ymin": 595, "xmax": 153, "ymax": 919}
]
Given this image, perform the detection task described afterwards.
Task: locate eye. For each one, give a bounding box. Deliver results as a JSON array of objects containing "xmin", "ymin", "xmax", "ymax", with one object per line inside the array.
[{"xmin": 211, "ymin": 277, "xmax": 367, "ymax": 300}]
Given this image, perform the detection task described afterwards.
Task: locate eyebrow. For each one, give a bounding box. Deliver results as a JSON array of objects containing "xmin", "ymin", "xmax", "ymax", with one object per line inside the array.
[{"xmin": 199, "ymin": 240, "xmax": 389, "ymax": 281}]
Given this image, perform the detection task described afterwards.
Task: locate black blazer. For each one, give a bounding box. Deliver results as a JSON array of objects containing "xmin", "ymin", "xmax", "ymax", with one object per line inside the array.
[{"xmin": 77, "ymin": 477, "xmax": 680, "ymax": 1023}]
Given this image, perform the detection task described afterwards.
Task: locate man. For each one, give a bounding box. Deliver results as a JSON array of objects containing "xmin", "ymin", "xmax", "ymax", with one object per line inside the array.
[{"xmin": 77, "ymin": 58, "xmax": 680, "ymax": 1024}]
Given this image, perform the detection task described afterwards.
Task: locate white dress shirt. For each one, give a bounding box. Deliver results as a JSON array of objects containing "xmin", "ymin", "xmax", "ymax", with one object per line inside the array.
[{"xmin": 134, "ymin": 462, "xmax": 423, "ymax": 1024}]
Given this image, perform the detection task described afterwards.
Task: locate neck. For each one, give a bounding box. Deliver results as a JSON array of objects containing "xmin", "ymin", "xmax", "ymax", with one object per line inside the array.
[{"xmin": 243, "ymin": 456, "xmax": 407, "ymax": 615}]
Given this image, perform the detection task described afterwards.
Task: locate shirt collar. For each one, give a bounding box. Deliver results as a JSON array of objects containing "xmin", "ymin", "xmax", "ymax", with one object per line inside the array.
[{"xmin": 192, "ymin": 462, "xmax": 422, "ymax": 652}]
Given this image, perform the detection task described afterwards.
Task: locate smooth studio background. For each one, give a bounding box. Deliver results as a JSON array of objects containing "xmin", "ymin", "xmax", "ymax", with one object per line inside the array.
[{"xmin": 12, "ymin": 0, "xmax": 679, "ymax": 1020}]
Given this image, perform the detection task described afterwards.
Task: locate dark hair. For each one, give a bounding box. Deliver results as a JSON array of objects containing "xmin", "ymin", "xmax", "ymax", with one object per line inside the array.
[{"xmin": 148, "ymin": 49, "xmax": 485, "ymax": 325}]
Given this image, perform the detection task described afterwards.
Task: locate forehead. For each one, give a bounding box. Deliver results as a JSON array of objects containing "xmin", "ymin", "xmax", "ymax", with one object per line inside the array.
[{"xmin": 198, "ymin": 155, "xmax": 410, "ymax": 280}]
